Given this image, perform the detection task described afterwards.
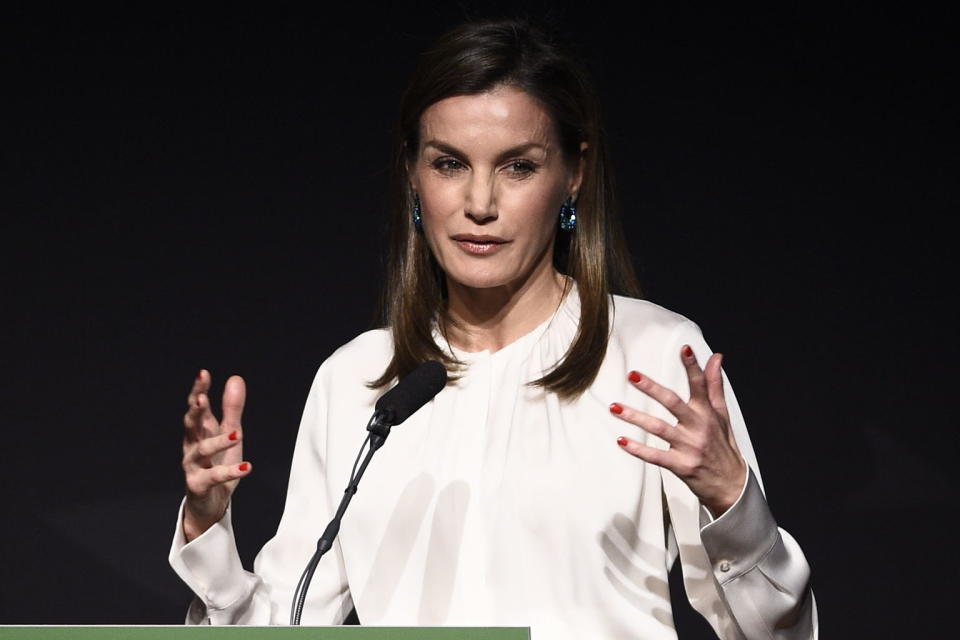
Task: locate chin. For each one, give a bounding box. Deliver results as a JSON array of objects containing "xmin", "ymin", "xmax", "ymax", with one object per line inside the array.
[
  {"xmin": 448, "ymin": 274, "xmax": 512, "ymax": 290},
  {"xmin": 444, "ymin": 264, "xmax": 519, "ymax": 291}
]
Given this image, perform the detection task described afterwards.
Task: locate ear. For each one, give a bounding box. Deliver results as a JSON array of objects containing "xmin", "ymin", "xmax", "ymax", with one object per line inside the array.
[
  {"xmin": 405, "ymin": 145, "xmax": 420, "ymax": 194},
  {"xmin": 569, "ymin": 141, "xmax": 588, "ymax": 199}
]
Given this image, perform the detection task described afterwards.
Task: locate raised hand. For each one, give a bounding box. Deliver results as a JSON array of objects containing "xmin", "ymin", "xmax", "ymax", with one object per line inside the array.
[
  {"xmin": 181, "ymin": 369, "xmax": 252, "ymax": 542},
  {"xmin": 609, "ymin": 346, "xmax": 747, "ymax": 518}
]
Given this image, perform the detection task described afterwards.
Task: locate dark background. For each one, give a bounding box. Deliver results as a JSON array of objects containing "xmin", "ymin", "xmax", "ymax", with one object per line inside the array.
[{"xmin": 1, "ymin": 1, "xmax": 956, "ymax": 636}]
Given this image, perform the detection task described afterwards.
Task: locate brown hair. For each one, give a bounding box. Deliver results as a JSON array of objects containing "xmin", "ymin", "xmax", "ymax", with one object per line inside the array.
[{"xmin": 370, "ymin": 17, "xmax": 641, "ymax": 400}]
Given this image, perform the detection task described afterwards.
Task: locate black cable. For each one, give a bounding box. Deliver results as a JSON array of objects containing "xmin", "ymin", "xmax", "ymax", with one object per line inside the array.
[
  {"xmin": 350, "ymin": 432, "xmax": 372, "ymax": 484},
  {"xmin": 290, "ymin": 424, "xmax": 385, "ymax": 625},
  {"xmin": 288, "ymin": 361, "xmax": 446, "ymax": 624}
]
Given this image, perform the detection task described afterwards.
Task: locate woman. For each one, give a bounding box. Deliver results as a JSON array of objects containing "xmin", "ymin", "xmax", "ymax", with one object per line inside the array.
[{"xmin": 171, "ymin": 18, "xmax": 818, "ymax": 639}]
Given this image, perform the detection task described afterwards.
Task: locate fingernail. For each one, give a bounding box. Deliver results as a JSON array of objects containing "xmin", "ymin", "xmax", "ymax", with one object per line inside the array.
[
  {"xmin": 238, "ymin": 462, "xmax": 249, "ymax": 471},
  {"xmin": 617, "ymin": 436, "xmax": 628, "ymax": 447},
  {"xmin": 683, "ymin": 345, "xmax": 693, "ymax": 358},
  {"xmin": 628, "ymin": 371, "xmax": 642, "ymax": 383},
  {"xmin": 196, "ymin": 370, "xmax": 203, "ymax": 380},
  {"xmin": 228, "ymin": 430, "xmax": 239, "ymax": 441},
  {"xmin": 609, "ymin": 402, "xmax": 624, "ymax": 415}
]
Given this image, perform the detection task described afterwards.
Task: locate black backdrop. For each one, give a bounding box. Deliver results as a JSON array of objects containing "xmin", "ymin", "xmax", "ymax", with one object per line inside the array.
[{"xmin": 2, "ymin": 2, "xmax": 956, "ymax": 636}]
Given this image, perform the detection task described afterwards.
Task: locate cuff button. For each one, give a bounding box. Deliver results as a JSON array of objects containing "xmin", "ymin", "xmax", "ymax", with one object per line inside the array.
[{"xmin": 719, "ymin": 560, "xmax": 731, "ymax": 572}]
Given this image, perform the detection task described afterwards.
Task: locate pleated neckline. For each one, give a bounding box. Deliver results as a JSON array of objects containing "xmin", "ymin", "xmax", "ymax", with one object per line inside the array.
[{"xmin": 435, "ymin": 279, "xmax": 581, "ymax": 366}]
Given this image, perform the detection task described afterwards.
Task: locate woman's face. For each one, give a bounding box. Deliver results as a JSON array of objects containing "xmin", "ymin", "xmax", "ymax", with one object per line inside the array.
[{"xmin": 409, "ymin": 85, "xmax": 583, "ymax": 293}]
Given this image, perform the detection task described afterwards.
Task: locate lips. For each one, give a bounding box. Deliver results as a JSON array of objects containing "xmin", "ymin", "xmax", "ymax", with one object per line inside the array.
[{"xmin": 451, "ymin": 234, "xmax": 510, "ymax": 255}]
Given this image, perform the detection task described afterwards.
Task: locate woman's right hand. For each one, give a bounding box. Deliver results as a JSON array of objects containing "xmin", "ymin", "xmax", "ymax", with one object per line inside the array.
[{"xmin": 181, "ymin": 369, "xmax": 252, "ymax": 542}]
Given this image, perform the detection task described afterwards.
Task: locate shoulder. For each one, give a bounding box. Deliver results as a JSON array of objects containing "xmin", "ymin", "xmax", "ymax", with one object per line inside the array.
[
  {"xmin": 296, "ymin": 329, "xmax": 394, "ymax": 440},
  {"xmin": 604, "ymin": 294, "xmax": 711, "ymax": 367},
  {"xmin": 603, "ymin": 295, "xmax": 715, "ymax": 386},
  {"xmin": 325, "ymin": 327, "xmax": 393, "ymax": 364},
  {"xmin": 609, "ymin": 294, "xmax": 702, "ymax": 342},
  {"xmin": 312, "ymin": 328, "xmax": 394, "ymax": 391}
]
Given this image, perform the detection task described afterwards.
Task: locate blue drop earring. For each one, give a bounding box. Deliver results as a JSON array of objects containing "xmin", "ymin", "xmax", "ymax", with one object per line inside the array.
[
  {"xmin": 412, "ymin": 193, "xmax": 423, "ymax": 231},
  {"xmin": 559, "ymin": 196, "xmax": 577, "ymax": 232}
]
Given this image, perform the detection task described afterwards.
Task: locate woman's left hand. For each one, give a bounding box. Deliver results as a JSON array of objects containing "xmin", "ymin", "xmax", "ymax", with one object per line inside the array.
[{"xmin": 610, "ymin": 345, "xmax": 748, "ymax": 518}]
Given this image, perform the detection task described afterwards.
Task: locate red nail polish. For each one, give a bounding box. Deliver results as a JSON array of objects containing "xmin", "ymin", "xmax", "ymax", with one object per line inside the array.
[
  {"xmin": 617, "ymin": 436, "xmax": 628, "ymax": 447},
  {"xmin": 628, "ymin": 371, "xmax": 642, "ymax": 383},
  {"xmin": 239, "ymin": 462, "xmax": 249, "ymax": 471},
  {"xmin": 683, "ymin": 345, "xmax": 693, "ymax": 358},
  {"xmin": 196, "ymin": 370, "xmax": 203, "ymax": 380},
  {"xmin": 609, "ymin": 402, "xmax": 624, "ymax": 415},
  {"xmin": 229, "ymin": 430, "xmax": 239, "ymax": 441}
]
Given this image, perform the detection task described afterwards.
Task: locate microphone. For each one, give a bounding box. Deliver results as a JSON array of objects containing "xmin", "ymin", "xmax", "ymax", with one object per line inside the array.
[
  {"xmin": 290, "ymin": 360, "xmax": 447, "ymax": 624},
  {"xmin": 368, "ymin": 360, "xmax": 447, "ymax": 446},
  {"xmin": 373, "ymin": 360, "xmax": 448, "ymax": 426}
]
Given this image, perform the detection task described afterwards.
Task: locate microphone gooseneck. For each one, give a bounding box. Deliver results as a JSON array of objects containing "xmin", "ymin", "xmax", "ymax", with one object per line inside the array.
[{"xmin": 290, "ymin": 360, "xmax": 448, "ymax": 625}]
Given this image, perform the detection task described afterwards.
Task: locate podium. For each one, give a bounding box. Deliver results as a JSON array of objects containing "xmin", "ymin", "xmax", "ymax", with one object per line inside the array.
[{"xmin": 0, "ymin": 628, "xmax": 530, "ymax": 639}]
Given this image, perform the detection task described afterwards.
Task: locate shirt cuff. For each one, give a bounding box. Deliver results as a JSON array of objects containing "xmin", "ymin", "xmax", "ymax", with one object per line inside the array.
[
  {"xmin": 697, "ymin": 467, "xmax": 779, "ymax": 585},
  {"xmin": 168, "ymin": 497, "xmax": 249, "ymax": 610}
]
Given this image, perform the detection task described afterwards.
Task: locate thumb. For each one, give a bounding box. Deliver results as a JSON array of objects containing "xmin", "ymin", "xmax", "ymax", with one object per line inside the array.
[
  {"xmin": 221, "ymin": 375, "xmax": 246, "ymax": 430},
  {"xmin": 706, "ymin": 354, "xmax": 730, "ymax": 419}
]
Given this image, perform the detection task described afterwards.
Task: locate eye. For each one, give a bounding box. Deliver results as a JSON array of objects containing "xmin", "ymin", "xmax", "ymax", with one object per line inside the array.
[
  {"xmin": 505, "ymin": 160, "xmax": 538, "ymax": 176},
  {"xmin": 432, "ymin": 157, "xmax": 465, "ymax": 173}
]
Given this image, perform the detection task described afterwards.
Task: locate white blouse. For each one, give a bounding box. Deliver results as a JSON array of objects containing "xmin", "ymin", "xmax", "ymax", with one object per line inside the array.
[{"xmin": 169, "ymin": 284, "xmax": 818, "ymax": 639}]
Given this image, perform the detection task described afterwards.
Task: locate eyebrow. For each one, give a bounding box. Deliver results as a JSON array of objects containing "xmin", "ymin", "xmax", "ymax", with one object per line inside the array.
[{"xmin": 422, "ymin": 140, "xmax": 547, "ymax": 162}]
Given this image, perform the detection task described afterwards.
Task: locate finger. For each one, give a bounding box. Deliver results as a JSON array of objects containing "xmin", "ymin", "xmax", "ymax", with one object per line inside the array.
[
  {"xmin": 706, "ymin": 354, "xmax": 739, "ymax": 449},
  {"xmin": 705, "ymin": 353, "xmax": 730, "ymax": 419},
  {"xmin": 195, "ymin": 428, "xmax": 243, "ymax": 460},
  {"xmin": 186, "ymin": 461, "xmax": 252, "ymax": 495},
  {"xmin": 680, "ymin": 344, "xmax": 709, "ymax": 404},
  {"xmin": 187, "ymin": 369, "xmax": 209, "ymax": 408},
  {"xmin": 207, "ymin": 461, "xmax": 252, "ymax": 485},
  {"xmin": 220, "ymin": 375, "xmax": 246, "ymax": 430},
  {"xmin": 184, "ymin": 393, "xmax": 219, "ymax": 438},
  {"xmin": 184, "ymin": 370, "xmax": 216, "ymax": 438},
  {"xmin": 616, "ymin": 436, "xmax": 676, "ymax": 470},
  {"xmin": 183, "ymin": 405, "xmax": 202, "ymax": 439},
  {"xmin": 627, "ymin": 370, "xmax": 697, "ymax": 425},
  {"xmin": 609, "ymin": 402, "xmax": 678, "ymax": 445},
  {"xmin": 195, "ymin": 390, "xmax": 221, "ymax": 435}
]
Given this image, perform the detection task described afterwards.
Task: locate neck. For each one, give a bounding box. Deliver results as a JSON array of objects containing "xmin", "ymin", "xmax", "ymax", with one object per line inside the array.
[{"xmin": 443, "ymin": 263, "xmax": 569, "ymax": 354}]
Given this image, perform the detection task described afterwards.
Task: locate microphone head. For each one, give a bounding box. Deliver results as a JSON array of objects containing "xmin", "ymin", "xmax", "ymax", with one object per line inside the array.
[{"xmin": 374, "ymin": 360, "xmax": 447, "ymax": 426}]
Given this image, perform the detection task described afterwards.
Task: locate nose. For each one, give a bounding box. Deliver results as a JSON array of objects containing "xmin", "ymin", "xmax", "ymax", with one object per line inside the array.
[{"xmin": 464, "ymin": 173, "xmax": 497, "ymax": 224}]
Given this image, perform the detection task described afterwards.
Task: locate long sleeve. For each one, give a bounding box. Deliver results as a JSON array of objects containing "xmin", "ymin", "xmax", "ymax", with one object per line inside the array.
[
  {"xmin": 697, "ymin": 467, "xmax": 818, "ymax": 639},
  {"xmin": 657, "ymin": 319, "xmax": 818, "ymax": 639},
  {"xmin": 168, "ymin": 359, "xmax": 354, "ymax": 625}
]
